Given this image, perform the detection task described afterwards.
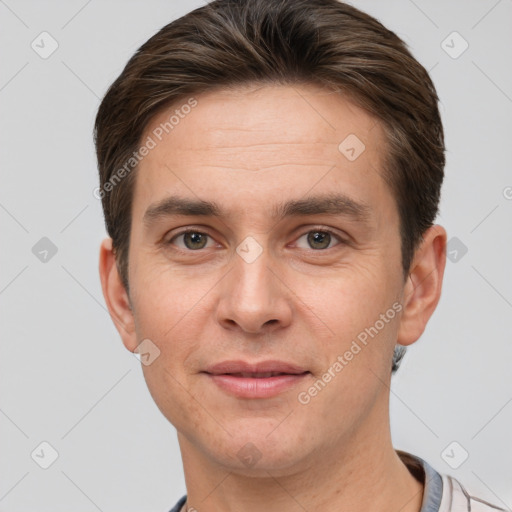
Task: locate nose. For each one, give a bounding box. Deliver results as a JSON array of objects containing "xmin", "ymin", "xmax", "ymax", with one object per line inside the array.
[{"xmin": 215, "ymin": 244, "xmax": 293, "ymax": 335}]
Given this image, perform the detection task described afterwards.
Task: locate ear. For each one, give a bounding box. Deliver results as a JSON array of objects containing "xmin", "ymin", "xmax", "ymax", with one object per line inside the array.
[
  {"xmin": 397, "ymin": 225, "xmax": 447, "ymax": 347},
  {"xmin": 98, "ymin": 237, "xmax": 138, "ymax": 352}
]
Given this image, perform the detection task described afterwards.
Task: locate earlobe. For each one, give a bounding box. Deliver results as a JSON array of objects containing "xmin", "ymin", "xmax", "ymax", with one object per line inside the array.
[
  {"xmin": 98, "ymin": 237, "xmax": 138, "ymax": 352},
  {"xmin": 397, "ymin": 225, "xmax": 447, "ymax": 347}
]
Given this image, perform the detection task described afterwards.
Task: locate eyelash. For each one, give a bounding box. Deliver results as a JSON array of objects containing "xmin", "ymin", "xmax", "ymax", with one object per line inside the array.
[{"xmin": 165, "ymin": 226, "xmax": 346, "ymax": 252}]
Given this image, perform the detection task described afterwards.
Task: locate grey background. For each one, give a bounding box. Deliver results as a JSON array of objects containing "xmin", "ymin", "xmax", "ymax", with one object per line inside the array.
[{"xmin": 1, "ymin": 0, "xmax": 511, "ymax": 510}]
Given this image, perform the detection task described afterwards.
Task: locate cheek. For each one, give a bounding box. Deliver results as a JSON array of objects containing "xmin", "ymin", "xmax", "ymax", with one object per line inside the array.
[
  {"xmin": 132, "ymin": 295, "xmax": 203, "ymax": 370},
  {"xmin": 131, "ymin": 272, "xmax": 209, "ymax": 429},
  {"xmin": 308, "ymin": 263, "xmax": 402, "ymax": 375},
  {"xmin": 140, "ymin": 358, "xmax": 209, "ymax": 437},
  {"xmin": 130, "ymin": 256, "xmax": 210, "ymax": 337},
  {"xmin": 318, "ymin": 262, "xmax": 397, "ymax": 326}
]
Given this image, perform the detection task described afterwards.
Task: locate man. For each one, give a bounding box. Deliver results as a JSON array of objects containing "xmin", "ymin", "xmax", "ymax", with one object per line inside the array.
[{"xmin": 95, "ymin": 1, "xmax": 506, "ymax": 511}]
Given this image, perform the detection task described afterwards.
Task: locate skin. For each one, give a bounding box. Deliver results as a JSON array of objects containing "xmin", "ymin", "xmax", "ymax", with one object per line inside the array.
[{"xmin": 99, "ymin": 83, "xmax": 446, "ymax": 512}]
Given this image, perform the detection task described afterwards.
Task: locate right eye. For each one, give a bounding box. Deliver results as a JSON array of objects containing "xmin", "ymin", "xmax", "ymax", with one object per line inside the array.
[{"xmin": 167, "ymin": 229, "xmax": 216, "ymax": 251}]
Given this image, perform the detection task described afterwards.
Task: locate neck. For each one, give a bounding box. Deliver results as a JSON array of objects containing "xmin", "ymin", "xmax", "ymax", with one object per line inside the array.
[{"xmin": 177, "ymin": 391, "xmax": 424, "ymax": 512}]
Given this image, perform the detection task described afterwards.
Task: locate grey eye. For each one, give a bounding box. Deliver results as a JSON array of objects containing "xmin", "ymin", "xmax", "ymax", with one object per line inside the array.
[{"xmin": 295, "ymin": 230, "xmax": 340, "ymax": 250}]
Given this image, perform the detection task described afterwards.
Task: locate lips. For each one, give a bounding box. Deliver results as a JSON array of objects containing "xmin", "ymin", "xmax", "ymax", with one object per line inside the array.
[
  {"xmin": 228, "ymin": 372, "xmax": 292, "ymax": 378},
  {"xmin": 204, "ymin": 360, "xmax": 308, "ymax": 376},
  {"xmin": 202, "ymin": 360, "xmax": 310, "ymax": 398}
]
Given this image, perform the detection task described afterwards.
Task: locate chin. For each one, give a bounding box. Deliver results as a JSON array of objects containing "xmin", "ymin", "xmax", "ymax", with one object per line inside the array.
[{"xmin": 204, "ymin": 425, "xmax": 311, "ymax": 475}]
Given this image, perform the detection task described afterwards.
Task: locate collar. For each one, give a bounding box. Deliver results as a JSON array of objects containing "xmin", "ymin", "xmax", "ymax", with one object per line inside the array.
[{"xmin": 397, "ymin": 449, "xmax": 444, "ymax": 512}]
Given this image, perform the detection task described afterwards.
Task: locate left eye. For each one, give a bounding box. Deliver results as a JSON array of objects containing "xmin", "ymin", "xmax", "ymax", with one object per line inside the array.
[{"xmin": 295, "ymin": 230, "xmax": 342, "ymax": 250}]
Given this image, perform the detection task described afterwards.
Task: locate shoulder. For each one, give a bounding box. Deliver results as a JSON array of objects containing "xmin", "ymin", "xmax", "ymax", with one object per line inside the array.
[{"xmin": 439, "ymin": 473, "xmax": 508, "ymax": 512}]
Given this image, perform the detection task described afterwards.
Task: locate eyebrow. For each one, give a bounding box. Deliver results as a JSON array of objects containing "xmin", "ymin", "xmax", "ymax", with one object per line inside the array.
[{"xmin": 143, "ymin": 192, "xmax": 371, "ymax": 228}]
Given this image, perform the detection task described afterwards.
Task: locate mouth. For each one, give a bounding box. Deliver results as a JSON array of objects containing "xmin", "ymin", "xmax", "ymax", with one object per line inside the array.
[
  {"xmin": 202, "ymin": 360, "xmax": 311, "ymax": 398},
  {"xmin": 224, "ymin": 371, "xmax": 302, "ymax": 378}
]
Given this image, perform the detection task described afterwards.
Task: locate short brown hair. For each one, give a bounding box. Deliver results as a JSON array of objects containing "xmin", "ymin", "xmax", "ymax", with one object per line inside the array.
[{"xmin": 94, "ymin": 0, "xmax": 445, "ymax": 373}]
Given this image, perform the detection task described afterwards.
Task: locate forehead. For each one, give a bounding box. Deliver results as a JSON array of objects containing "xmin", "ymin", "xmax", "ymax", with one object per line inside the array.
[
  {"xmin": 133, "ymin": 83, "xmax": 393, "ymax": 224},
  {"xmin": 145, "ymin": 83, "xmax": 381, "ymax": 153}
]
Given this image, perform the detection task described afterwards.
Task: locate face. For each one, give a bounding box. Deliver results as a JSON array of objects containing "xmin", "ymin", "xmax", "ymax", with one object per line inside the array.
[{"xmin": 110, "ymin": 83, "xmax": 414, "ymax": 475}]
